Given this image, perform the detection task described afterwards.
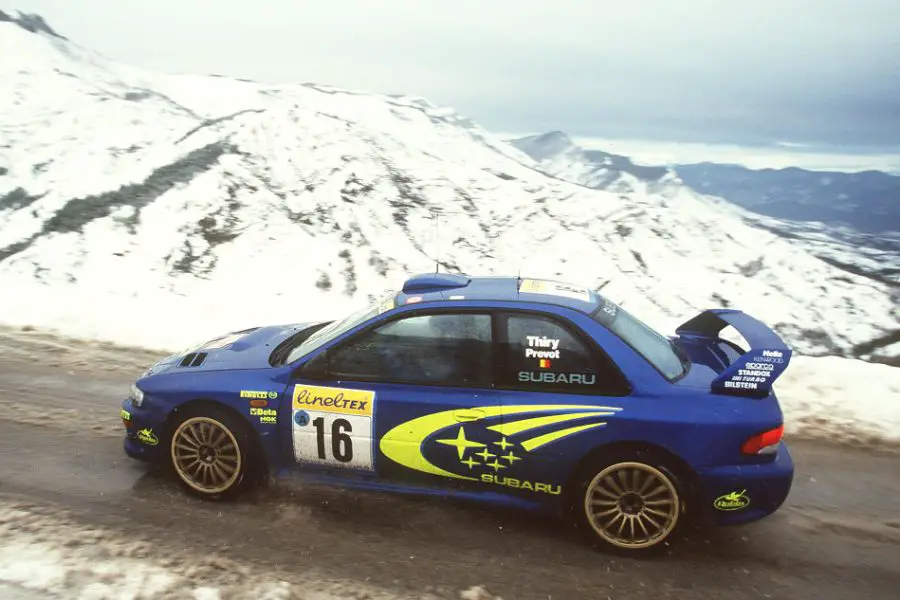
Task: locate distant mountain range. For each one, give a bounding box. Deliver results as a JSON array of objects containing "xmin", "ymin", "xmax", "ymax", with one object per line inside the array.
[
  {"xmin": 510, "ymin": 132, "xmax": 900, "ymax": 289},
  {"xmin": 510, "ymin": 132, "xmax": 900, "ymax": 235},
  {"xmin": 674, "ymin": 162, "xmax": 900, "ymax": 235}
]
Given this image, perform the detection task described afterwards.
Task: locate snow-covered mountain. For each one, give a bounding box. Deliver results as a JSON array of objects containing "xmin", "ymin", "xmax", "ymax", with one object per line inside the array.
[{"xmin": 1, "ymin": 11, "xmax": 898, "ymax": 364}]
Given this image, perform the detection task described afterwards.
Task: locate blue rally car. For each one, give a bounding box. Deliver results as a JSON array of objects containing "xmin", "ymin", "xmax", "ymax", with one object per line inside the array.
[{"xmin": 119, "ymin": 273, "xmax": 794, "ymax": 553}]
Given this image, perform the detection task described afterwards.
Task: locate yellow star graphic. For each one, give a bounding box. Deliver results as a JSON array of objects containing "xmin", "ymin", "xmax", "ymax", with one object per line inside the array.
[
  {"xmin": 475, "ymin": 448, "xmax": 496, "ymax": 461},
  {"xmin": 501, "ymin": 451, "xmax": 521, "ymax": 464},
  {"xmin": 437, "ymin": 427, "xmax": 486, "ymax": 459},
  {"xmin": 487, "ymin": 460, "xmax": 506, "ymax": 472},
  {"xmin": 493, "ymin": 437, "xmax": 514, "ymax": 451},
  {"xmin": 460, "ymin": 456, "xmax": 479, "ymax": 469}
]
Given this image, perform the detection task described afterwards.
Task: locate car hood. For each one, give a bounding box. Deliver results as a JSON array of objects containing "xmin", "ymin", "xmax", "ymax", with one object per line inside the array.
[{"xmin": 142, "ymin": 322, "xmax": 322, "ymax": 376}]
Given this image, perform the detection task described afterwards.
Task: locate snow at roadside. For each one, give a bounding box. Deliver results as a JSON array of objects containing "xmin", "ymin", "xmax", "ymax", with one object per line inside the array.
[
  {"xmin": 0, "ymin": 500, "xmax": 504, "ymax": 600},
  {"xmin": 777, "ymin": 356, "xmax": 900, "ymax": 446}
]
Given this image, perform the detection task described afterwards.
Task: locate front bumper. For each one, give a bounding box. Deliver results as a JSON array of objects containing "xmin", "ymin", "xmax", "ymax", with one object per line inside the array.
[
  {"xmin": 120, "ymin": 397, "xmax": 167, "ymax": 462},
  {"xmin": 694, "ymin": 441, "xmax": 794, "ymax": 526}
]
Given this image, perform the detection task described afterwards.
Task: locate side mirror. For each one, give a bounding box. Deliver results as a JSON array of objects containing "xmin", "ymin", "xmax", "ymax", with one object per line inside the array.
[{"xmin": 300, "ymin": 350, "xmax": 330, "ymax": 380}]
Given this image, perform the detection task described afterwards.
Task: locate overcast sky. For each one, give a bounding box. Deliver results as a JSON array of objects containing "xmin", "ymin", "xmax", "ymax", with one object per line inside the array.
[{"xmin": 5, "ymin": 0, "xmax": 900, "ymax": 148}]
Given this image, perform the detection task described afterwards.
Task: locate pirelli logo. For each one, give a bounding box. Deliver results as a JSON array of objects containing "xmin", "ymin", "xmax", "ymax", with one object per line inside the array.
[{"xmin": 292, "ymin": 385, "xmax": 374, "ymax": 416}]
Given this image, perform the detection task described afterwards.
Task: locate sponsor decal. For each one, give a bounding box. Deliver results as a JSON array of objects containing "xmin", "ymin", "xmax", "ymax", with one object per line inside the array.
[
  {"xmin": 518, "ymin": 371, "xmax": 596, "ymax": 385},
  {"xmin": 250, "ymin": 407, "xmax": 277, "ymax": 424},
  {"xmin": 600, "ymin": 299, "xmax": 617, "ymax": 317},
  {"xmin": 448, "ymin": 295, "xmax": 465, "ymax": 300},
  {"xmin": 240, "ymin": 390, "xmax": 278, "ymax": 400},
  {"xmin": 405, "ymin": 296, "xmax": 423, "ymax": 304},
  {"xmin": 524, "ymin": 335, "xmax": 561, "ymax": 360},
  {"xmin": 379, "ymin": 404, "xmax": 622, "ymax": 494},
  {"xmin": 249, "ymin": 399, "xmax": 268, "ymax": 408},
  {"xmin": 518, "ymin": 279, "xmax": 591, "ymax": 302},
  {"xmin": 718, "ymin": 347, "xmax": 792, "ymax": 391},
  {"xmin": 292, "ymin": 385, "xmax": 377, "ymax": 471},
  {"xmin": 379, "ymin": 297, "xmax": 396, "ymax": 314},
  {"xmin": 481, "ymin": 474, "xmax": 561, "ymax": 495},
  {"xmin": 136, "ymin": 428, "xmax": 159, "ymax": 446},
  {"xmin": 120, "ymin": 409, "xmax": 131, "ymax": 421},
  {"xmin": 713, "ymin": 489, "xmax": 750, "ymax": 511},
  {"xmin": 292, "ymin": 385, "xmax": 374, "ymax": 416}
]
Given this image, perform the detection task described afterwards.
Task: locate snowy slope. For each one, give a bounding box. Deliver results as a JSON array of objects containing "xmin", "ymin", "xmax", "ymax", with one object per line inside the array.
[{"xmin": 0, "ymin": 12, "xmax": 898, "ymax": 364}]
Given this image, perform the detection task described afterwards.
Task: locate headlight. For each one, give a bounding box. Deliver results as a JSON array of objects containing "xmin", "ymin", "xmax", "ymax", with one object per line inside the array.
[{"xmin": 131, "ymin": 383, "xmax": 145, "ymax": 407}]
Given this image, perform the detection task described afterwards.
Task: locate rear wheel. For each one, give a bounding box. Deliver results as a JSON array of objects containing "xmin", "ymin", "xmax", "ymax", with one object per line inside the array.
[
  {"xmin": 575, "ymin": 456, "xmax": 686, "ymax": 554},
  {"xmin": 168, "ymin": 407, "xmax": 257, "ymax": 500}
]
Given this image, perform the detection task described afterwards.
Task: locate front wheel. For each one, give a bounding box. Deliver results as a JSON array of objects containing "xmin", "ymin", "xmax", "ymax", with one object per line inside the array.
[
  {"xmin": 576, "ymin": 458, "xmax": 685, "ymax": 554},
  {"xmin": 168, "ymin": 408, "xmax": 256, "ymax": 500}
]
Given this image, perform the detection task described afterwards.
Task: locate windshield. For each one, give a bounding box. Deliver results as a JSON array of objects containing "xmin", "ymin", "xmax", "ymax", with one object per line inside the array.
[
  {"xmin": 590, "ymin": 297, "xmax": 687, "ymax": 381},
  {"xmin": 284, "ymin": 293, "xmax": 396, "ymax": 364}
]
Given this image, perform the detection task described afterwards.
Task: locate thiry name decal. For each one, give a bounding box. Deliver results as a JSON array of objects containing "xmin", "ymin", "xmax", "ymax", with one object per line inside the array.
[{"xmin": 525, "ymin": 336, "xmax": 561, "ymax": 359}]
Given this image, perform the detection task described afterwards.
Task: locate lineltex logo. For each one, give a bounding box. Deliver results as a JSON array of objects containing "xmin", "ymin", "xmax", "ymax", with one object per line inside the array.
[{"xmin": 379, "ymin": 404, "xmax": 622, "ymax": 494}]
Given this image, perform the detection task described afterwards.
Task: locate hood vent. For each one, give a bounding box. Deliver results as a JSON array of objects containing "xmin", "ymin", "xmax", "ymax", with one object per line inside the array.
[{"xmin": 179, "ymin": 352, "xmax": 208, "ymax": 368}]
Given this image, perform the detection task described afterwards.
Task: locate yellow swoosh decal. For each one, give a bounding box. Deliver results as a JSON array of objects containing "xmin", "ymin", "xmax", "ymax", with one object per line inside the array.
[
  {"xmin": 379, "ymin": 404, "xmax": 618, "ymax": 480},
  {"xmin": 520, "ymin": 422, "xmax": 609, "ymax": 452},
  {"xmin": 487, "ymin": 411, "xmax": 616, "ymax": 436}
]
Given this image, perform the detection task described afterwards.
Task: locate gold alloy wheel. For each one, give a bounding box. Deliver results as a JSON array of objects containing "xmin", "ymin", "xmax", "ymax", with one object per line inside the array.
[
  {"xmin": 584, "ymin": 461, "xmax": 680, "ymax": 550},
  {"xmin": 171, "ymin": 416, "xmax": 242, "ymax": 495}
]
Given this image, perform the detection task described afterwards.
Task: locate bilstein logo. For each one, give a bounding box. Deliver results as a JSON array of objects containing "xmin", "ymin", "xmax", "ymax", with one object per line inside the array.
[
  {"xmin": 379, "ymin": 404, "xmax": 622, "ymax": 494},
  {"xmin": 713, "ymin": 489, "xmax": 750, "ymax": 511}
]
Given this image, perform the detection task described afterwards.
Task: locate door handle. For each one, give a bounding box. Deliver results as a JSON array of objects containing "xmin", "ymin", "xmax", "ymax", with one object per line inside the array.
[{"xmin": 454, "ymin": 409, "xmax": 484, "ymax": 423}]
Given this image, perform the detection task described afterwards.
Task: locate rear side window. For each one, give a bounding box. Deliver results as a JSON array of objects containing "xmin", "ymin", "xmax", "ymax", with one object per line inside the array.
[
  {"xmin": 327, "ymin": 312, "xmax": 493, "ymax": 387},
  {"xmin": 497, "ymin": 312, "xmax": 629, "ymax": 395}
]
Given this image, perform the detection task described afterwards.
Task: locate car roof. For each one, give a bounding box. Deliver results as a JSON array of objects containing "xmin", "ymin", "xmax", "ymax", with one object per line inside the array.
[{"xmin": 392, "ymin": 272, "xmax": 603, "ymax": 315}]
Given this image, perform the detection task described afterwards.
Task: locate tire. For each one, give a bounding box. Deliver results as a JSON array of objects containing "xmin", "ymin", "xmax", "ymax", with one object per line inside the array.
[
  {"xmin": 572, "ymin": 452, "xmax": 688, "ymax": 555},
  {"xmin": 167, "ymin": 405, "xmax": 259, "ymax": 501}
]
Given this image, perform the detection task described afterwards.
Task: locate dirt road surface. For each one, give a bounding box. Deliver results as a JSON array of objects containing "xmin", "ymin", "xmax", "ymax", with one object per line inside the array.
[{"xmin": 0, "ymin": 326, "xmax": 898, "ymax": 599}]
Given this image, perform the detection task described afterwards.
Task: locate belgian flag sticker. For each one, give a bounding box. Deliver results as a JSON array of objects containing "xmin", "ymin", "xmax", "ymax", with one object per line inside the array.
[{"xmin": 539, "ymin": 359, "xmax": 551, "ymax": 369}]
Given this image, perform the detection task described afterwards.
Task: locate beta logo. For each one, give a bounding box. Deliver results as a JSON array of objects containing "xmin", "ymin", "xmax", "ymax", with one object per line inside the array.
[{"xmin": 713, "ymin": 489, "xmax": 750, "ymax": 511}]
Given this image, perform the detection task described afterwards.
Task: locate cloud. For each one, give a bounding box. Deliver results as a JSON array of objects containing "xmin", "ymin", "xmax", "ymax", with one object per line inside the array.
[{"xmin": 5, "ymin": 0, "xmax": 900, "ymax": 146}]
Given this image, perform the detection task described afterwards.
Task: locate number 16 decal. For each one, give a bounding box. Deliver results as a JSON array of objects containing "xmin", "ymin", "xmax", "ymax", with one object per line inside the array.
[
  {"xmin": 291, "ymin": 385, "xmax": 374, "ymax": 471},
  {"xmin": 313, "ymin": 417, "xmax": 353, "ymax": 462}
]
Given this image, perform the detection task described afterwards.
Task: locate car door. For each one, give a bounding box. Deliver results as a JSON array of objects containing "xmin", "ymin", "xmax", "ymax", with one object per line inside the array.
[
  {"xmin": 482, "ymin": 309, "xmax": 632, "ymax": 497},
  {"xmin": 287, "ymin": 308, "xmax": 500, "ymax": 491}
]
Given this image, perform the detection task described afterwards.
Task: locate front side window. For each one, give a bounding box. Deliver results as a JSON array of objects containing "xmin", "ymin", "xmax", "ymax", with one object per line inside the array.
[
  {"xmin": 284, "ymin": 292, "xmax": 396, "ymax": 364},
  {"xmin": 497, "ymin": 312, "xmax": 628, "ymax": 395},
  {"xmin": 327, "ymin": 312, "xmax": 492, "ymax": 386}
]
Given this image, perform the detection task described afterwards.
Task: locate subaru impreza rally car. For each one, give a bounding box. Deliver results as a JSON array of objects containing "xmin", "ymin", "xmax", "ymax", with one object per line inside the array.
[{"xmin": 119, "ymin": 273, "xmax": 794, "ymax": 553}]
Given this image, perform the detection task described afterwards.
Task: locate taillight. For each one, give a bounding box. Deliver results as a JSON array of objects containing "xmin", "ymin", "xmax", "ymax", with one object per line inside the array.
[{"xmin": 742, "ymin": 424, "xmax": 784, "ymax": 455}]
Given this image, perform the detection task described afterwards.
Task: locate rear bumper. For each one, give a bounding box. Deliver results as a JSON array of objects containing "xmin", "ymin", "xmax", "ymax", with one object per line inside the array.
[
  {"xmin": 694, "ymin": 441, "xmax": 794, "ymax": 525},
  {"xmin": 120, "ymin": 398, "xmax": 166, "ymax": 462}
]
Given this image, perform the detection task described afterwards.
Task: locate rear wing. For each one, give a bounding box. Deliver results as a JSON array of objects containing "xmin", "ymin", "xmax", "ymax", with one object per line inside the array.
[{"xmin": 675, "ymin": 309, "xmax": 793, "ymax": 397}]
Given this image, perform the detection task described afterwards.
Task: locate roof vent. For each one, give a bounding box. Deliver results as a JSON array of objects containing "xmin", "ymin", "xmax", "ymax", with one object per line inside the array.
[{"xmin": 401, "ymin": 272, "xmax": 471, "ymax": 294}]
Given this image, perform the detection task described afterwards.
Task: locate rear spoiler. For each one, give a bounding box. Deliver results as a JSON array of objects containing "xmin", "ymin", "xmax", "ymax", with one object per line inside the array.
[{"xmin": 675, "ymin": 309, "xmax": 793, "ymax": 397}]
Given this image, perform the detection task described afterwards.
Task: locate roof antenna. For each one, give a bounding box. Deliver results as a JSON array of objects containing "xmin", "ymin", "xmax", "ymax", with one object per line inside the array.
[{"xmin": 433, "ymin": 208, "xmax": 440, "ymax": 274}]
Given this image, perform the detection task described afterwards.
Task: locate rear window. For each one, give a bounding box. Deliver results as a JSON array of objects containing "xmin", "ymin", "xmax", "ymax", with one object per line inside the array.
[{"xmin": 590, "ymin": 297, "xmax": 688, "ymax": 381}]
